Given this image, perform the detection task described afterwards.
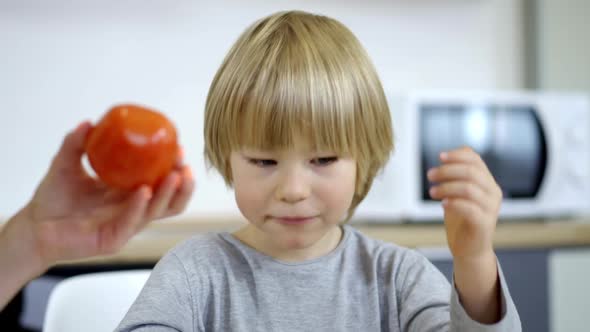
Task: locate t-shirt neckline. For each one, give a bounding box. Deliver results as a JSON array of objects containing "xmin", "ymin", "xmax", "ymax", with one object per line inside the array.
[{"xmin": 218, "ymin": 225, "xmax": 352, "ymax": 267}]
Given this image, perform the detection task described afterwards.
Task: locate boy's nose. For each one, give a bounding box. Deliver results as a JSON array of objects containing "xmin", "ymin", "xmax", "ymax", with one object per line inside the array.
[{"xmin": 275, "ymin": 167, "xmax": 311, "ymax": 203}]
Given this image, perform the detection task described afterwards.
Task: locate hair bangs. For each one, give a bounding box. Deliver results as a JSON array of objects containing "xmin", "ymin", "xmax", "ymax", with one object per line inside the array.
[{"xmin": 232, "ymin": 24, "xmax": 358, "ymax": 157}]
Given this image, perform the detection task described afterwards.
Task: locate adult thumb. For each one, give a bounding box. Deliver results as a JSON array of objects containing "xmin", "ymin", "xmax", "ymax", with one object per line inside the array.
[{"xmin": 50, "ymin": 121, "xmax": 93, "ymax": 171}]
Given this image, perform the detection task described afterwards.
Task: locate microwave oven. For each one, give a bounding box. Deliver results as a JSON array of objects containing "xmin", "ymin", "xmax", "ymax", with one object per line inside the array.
[{"xmin": 354, "ymin": 91, "xmax": 590, "ymax": 223}]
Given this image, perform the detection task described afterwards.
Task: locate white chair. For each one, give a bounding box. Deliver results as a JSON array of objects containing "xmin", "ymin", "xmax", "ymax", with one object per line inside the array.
[{"xmin": 43, "ymin": 270, "xmax": 151, "ymax": 332}]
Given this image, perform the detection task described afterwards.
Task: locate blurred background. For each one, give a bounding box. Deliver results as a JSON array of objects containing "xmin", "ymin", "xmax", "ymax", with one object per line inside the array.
[
  {"xmin": 0, "ymin": 0, "xmax": 589, "ymax": 331},
  {"xmin": 0, "ymin": 0, "xmax": 532, "ymax": 219}
]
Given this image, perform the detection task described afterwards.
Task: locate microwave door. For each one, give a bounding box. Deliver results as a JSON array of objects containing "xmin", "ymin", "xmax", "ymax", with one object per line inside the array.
[
  {"xmin": 420, "ymin": 104, "xmax": 547, "ymax": 204},
  {"xmin": 492, "ymin": 106, "xmax": 547, "ymax": 199}
]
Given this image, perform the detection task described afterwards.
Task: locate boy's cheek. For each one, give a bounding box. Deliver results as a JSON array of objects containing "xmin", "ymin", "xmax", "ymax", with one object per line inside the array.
[{"xmin": 235, "ymin": 191, "xmax": 264, "ymax": 222}]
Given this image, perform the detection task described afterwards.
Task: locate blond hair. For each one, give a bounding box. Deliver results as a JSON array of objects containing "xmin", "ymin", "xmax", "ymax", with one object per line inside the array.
[{"xmin": 204, "ymin": 10, "xmax": 393, "ymax": 219}]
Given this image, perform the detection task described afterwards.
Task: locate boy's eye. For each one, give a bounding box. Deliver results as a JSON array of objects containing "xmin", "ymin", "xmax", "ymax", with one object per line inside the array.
[
  {"xmin": 311, "ymin": 157, "xmax": 338, "ymax": 166},
  {"xmin": 248, "ymin": 158, "xmax": 277, "ymax": 167}
]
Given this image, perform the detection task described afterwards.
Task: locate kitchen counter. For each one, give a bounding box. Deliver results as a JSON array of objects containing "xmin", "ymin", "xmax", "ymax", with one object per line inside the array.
[{"xmin": 50, "ymin": 217, "xmax": 590, "ymax": 266}]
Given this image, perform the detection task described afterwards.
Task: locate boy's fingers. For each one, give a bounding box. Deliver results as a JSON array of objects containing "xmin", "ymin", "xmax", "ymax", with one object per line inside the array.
[
  {"xmin": 442, "ymin": 198, "xmax": 485, "ymax": 226},
  {"xmin": 427, "ymin": 164, "xmax": 494, "ymax": 194},
  {"xmin": 430, "ymin": 181, "xmax": 491, "ymax": 212},
  {"xmin": 440, "ymin": 146, "xmax": 487, "ymax": 168}
]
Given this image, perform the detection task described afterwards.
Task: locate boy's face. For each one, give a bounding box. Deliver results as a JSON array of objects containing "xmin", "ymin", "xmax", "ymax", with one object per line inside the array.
[{"xmin": 230, "ymin": 141, "xmax": 356, "ymax": 255}]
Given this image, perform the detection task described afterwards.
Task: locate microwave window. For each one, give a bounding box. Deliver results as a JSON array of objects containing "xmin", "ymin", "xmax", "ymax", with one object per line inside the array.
[{"xmin": 420, "ymin": 104, "xmax": 547, "ymax": 200}]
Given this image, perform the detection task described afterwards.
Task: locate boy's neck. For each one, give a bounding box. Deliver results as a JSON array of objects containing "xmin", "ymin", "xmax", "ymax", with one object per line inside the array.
[{"xmin": 232, "ymin": 224, "xmax": 343, "ymax": 263}]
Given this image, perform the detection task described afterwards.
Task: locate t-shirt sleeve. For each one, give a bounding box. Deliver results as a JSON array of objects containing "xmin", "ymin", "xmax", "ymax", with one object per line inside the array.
[
  {"xmin": 396, "ymin": 250, "xmax": 521, "ymax": 332},
  {"xmin": 115, "ymin": 251, "xmax": 198, "ymax": 332},
  {"xmin": 396, "ymin": 251, "xmax": 452, "ymax": 331}
]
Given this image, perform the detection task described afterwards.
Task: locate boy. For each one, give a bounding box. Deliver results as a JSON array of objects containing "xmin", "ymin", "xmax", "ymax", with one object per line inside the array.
[{"xmin": 117, "ymin": 10, "xmax": 521, "ymax": 331}]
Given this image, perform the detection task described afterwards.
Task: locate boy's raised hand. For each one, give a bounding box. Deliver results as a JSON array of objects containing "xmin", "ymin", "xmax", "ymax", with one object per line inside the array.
[
  {"xmin": 427, "ymin": 146, "xmax": 502, "ymax": 260},
  {"xmin": 20, "ymin": 121, "xmax": 195, "ymax": 268},
  {"xmin": 426, "ymin": 146, "xmax": 503, "ymax": 323}
]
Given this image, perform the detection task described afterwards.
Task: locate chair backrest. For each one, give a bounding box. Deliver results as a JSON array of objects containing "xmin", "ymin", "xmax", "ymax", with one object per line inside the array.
[{"xmin": 43, "ymin": 269, "xmax": 151, "ymax": 332}]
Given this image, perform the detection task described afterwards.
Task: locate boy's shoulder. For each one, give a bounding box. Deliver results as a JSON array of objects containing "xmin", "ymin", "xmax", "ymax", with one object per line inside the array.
[
  {"xmin": 342, "ymin": 225, "xmax": 429, "ymax": 265},
  {"xmin": 346, "ymin": 225, "xmax": 433, "ymax": 270},
  {"xmin": 166, "ymin": 231, "xmax": 230, "ymax": 260},
  {"xmin": 157, "ymin": 231, "xmax": 238, "ymax": 275},
  {"xmin": 347, "ymin": 225, "xmax": 411, "ymax": 252},
  {"xmin": 346, "ymin": 226, "xmax": 443, "ymax": 287}
]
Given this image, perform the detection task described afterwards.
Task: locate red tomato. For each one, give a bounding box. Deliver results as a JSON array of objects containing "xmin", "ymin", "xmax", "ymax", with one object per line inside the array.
[{"xmin": 85, "ymin": 104, "xmax": 179, "ymax": 190}]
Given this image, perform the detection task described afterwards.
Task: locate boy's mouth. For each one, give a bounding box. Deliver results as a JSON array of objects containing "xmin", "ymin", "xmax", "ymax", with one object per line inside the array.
[{"xmin": 272, "ymin": 215, "xmax": 317, "ymax": 225}]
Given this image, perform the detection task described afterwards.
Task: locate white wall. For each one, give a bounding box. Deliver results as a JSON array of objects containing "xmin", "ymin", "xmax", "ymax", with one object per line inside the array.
[
  {"xmin": 537, "ymin": 0, "xmax": 590, "ymax": 92},
  {"xmin": 0, "ymin": 0, "xmax": 524, "ymax": 220}
]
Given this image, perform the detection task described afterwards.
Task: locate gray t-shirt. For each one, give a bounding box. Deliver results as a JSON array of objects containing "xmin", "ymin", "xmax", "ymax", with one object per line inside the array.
[{"xmin": 117, "ymin": 225, "xmax": 521, "ymax": 331}]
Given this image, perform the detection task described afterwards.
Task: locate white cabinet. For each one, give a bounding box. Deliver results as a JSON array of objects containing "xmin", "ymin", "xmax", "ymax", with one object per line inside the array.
[{"xmin": 549, "ymin": 249, "xmax": 590, "ymax": 332}]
